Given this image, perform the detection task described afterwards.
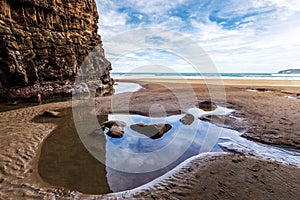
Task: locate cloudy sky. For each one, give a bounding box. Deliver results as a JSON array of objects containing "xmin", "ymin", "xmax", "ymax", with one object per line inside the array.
[{"xmin": 96, "ymin": 0, "xmax": 300, "ymax": 73}]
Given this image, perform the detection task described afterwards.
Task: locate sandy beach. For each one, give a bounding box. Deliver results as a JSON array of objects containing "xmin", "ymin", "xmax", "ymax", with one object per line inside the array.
[
  {"xmin": 0, "ymin": 78, "xmax": 300, "ymax": 199},
  {"xmin": 99, "ymin": 78, "xmax": 300, "ymax": 148}
]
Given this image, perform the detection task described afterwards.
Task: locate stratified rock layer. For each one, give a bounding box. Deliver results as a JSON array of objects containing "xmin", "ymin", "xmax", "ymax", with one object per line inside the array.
[{"xmin": 0, "ymin": 0, "xmax": 114, "ymax": 102}]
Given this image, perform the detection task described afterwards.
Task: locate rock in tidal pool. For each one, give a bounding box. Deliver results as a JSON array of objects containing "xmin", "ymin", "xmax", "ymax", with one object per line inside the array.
[
  {"xmin": 101, "ymin": 120, "xmax": 126, "ymax": 138},
  {"xmin": 197, "ymin": 100, "xmax": 217, "ymax": 111},
  {"xmin": 130, "ymin": 123, "xmax": 172, "ymax": 139},
  {"xmin": 180, "ymin": 114, "xmax": 195, "ymax": 125}
]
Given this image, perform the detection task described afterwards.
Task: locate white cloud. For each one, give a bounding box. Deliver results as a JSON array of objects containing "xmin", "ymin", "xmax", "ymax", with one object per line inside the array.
[
  {"xmin": 96, "ymin": 0, "xmax": 300, "ymax": 73},
  {"xmin": 254, "ymin": 0, "xmax": 300, "ymax": 12},
  {"xmin": 124, "ymin": 0, "xmax": 188, "ymax": 15},
  {"xmin": 110, "ymin": 50, "xmax": 195, "ymax": 73}
]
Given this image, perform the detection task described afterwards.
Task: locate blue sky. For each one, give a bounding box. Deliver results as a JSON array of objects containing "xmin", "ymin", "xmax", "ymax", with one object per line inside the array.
[{"xmin": 96, "ymin": 0, "xmax": 300, "ymax": 73}]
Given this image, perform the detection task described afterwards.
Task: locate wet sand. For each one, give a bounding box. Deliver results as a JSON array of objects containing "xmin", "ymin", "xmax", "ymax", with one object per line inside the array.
[
  {"xmin": 110, "ymin": 153, "xmax": 300, "ymax": 200},
  {"xmin": 33, "ymin": 108, "xmax": 111, "ymax": 195},
  {"xmin": 112, "ymin": 78, "xmax": 300, "ymax": 149},
  {"xmin": 0, "ymin": 78, "xmax": 300, "ymax": 199}
]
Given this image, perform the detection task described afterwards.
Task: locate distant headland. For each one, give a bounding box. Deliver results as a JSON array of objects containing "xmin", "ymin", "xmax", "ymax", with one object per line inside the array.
[{"xmin": 278, "ymin": 69, "xmax": 300, "ymax": 74}]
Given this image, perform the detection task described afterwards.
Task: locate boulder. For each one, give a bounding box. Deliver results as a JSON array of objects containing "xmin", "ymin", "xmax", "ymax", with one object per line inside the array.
[
  {"xmin": 196, "ymin": 100, "xmax": 217, "ymax": 111},
  {"xmin": 101, "ymin": 120, "xmax": 126, "ymax": 138},
  {"xmin": 180, "ymin": 114, "xmax": 195, "ymax": 125},
  {"xmin": 130, "ymin": 123, "xmax": 172, "ymax": 139}
]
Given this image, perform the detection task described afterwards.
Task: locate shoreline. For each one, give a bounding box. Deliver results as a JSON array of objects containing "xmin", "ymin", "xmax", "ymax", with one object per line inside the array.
[
  {"xmin": 0, "ymin": 78, "xmax": 299, "ymax": 198},
  {"xmin": 117, "ymin": 77, "xmax": 300, "ymax": 87}
]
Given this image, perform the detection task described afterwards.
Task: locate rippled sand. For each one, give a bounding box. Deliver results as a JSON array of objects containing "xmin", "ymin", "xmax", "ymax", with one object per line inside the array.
[{"xmin": 1, "ymin": 79, "xmax": 300, "ymax": 199}]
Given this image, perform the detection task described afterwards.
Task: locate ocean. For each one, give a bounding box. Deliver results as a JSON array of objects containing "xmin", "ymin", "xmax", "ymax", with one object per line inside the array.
[{"xmin": 111, "ymin": 72, "xmax": 300, "ymax": 80}]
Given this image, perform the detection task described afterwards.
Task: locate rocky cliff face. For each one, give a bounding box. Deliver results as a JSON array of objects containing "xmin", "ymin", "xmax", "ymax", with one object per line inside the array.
[{"xmin": 0, "ymin": 0, "xmax": 114, "ymax": 102}]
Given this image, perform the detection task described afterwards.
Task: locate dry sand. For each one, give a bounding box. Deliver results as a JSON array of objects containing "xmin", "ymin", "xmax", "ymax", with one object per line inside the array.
[{"xmin": 0, "ymin": 78, "xmax": 300, "ymax": 199}]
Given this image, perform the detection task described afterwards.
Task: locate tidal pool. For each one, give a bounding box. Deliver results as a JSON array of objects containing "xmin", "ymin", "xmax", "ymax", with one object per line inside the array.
[
  {"xmin": 36, "ymin": 106, "xmax": 230, "ymax": 194},
  {"xmin": 36, "ymin": 82, "xmax": 300, "ymax": 195}
]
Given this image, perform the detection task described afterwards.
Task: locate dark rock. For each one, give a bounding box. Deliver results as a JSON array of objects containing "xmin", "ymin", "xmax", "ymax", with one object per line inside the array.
[
  {"xmin": 0, "ymin": 0, "xmax": 114, "ymax": 102},
  {"xmin": 180, "ymin": 114, "xmax": 195, "ymax": 125},
  {"xmin": 256, "ymin": 88, "xmax": 269, "ymax": 92},
  {"xmin": 41, "ymin": 111, "xmax": 61, "ymax": 118},
  {"xmin": 196, "ymin": 100, "xmax": 217, "ymax": 111},
  {"xmin": 101, "ymin": 120, "xmax": 126, "ymax": 138},
  {"xmin": 130, "ymin": 123, "xmax": 172, "ymax": 139}
]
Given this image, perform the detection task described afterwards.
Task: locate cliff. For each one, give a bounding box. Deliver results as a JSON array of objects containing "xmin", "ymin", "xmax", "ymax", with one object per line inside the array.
[{"xmin": 0, "ymin": 0, "xmax": 114, "ymax": 102}]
